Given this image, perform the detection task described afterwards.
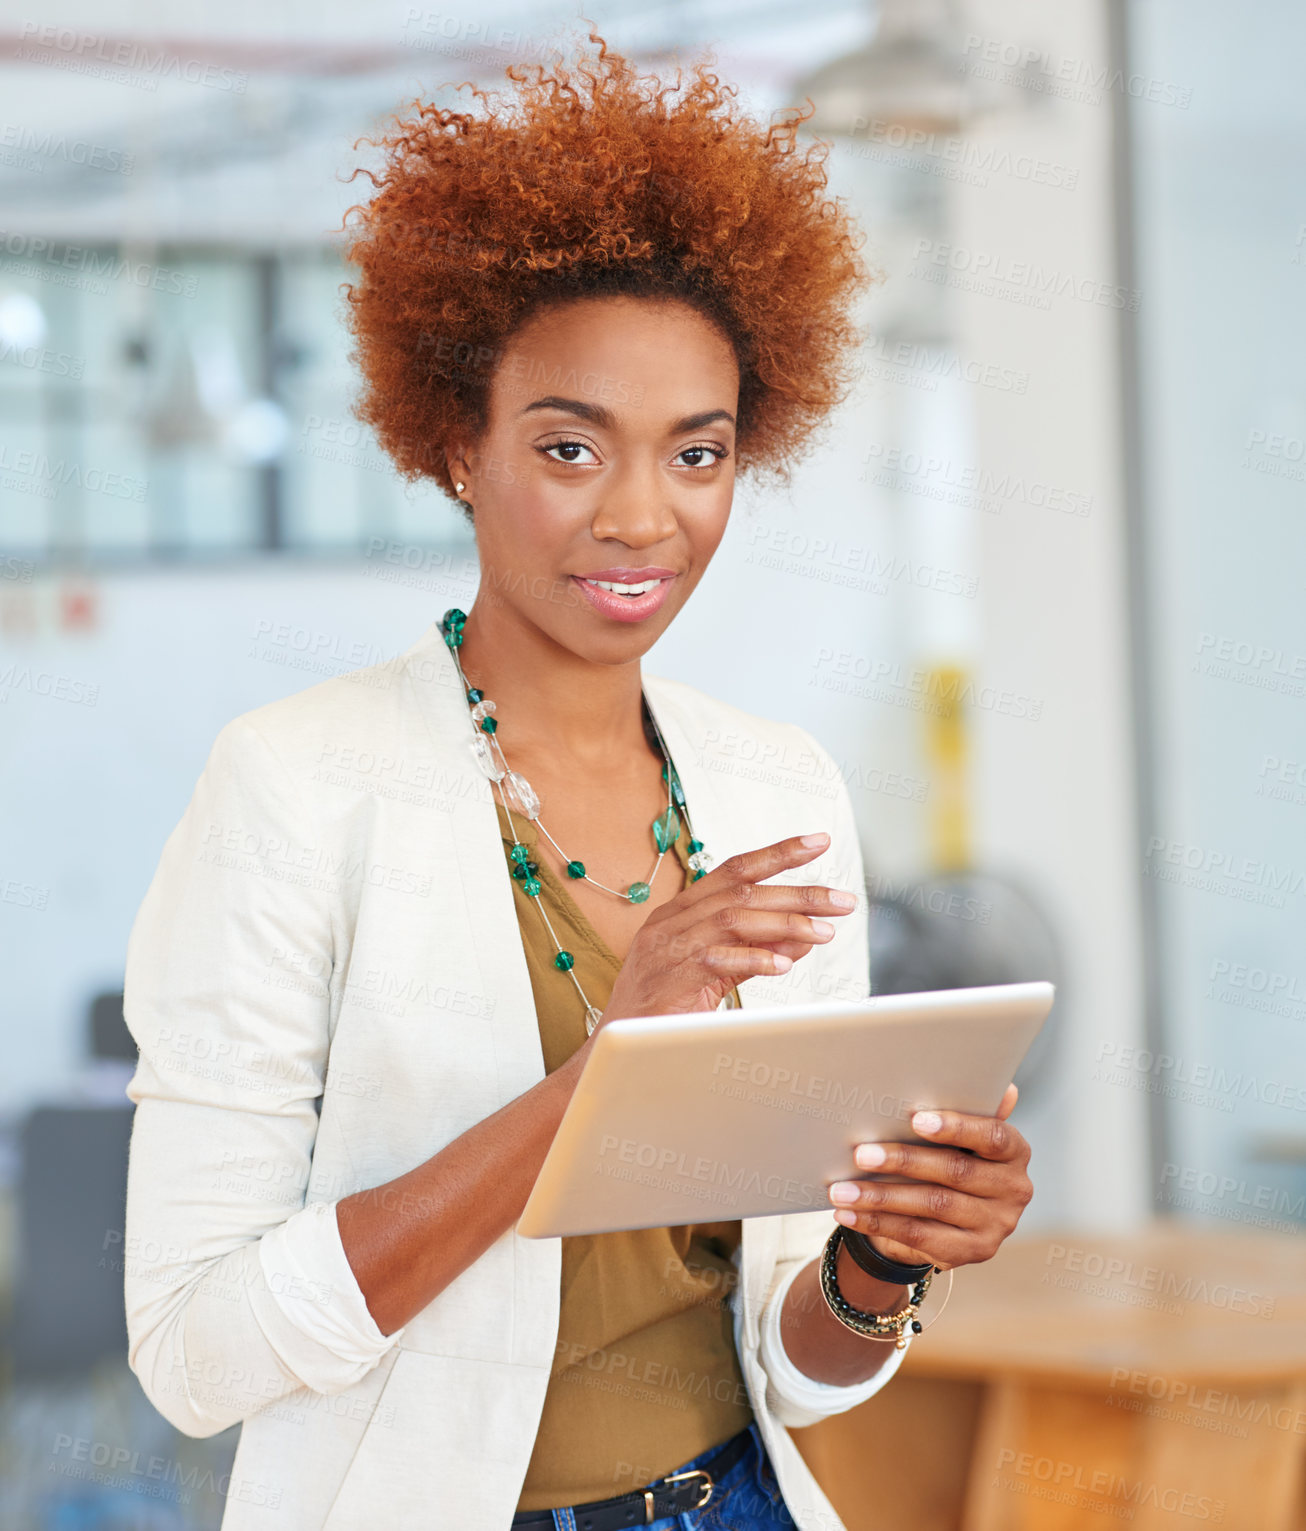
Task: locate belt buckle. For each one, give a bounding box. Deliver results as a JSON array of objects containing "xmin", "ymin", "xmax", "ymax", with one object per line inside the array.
[{"xmin": 658, "ymin": 1467, "xmax": 714, "ymax": 1513}]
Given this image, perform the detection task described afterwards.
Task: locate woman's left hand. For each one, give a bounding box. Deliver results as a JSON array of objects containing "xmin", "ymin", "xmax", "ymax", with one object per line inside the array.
[{"xmin": 827, "ymin": 1084, "xmax": 1032, "ymax": 1272}]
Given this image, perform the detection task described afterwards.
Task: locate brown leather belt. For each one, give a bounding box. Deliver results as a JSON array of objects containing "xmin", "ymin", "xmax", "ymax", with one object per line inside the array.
[{"xmin": 511, "ymin": 1426, "xmax": 753, "ymax": 1529}]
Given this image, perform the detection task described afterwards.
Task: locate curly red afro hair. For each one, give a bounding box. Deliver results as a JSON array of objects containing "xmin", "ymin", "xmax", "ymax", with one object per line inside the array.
[{"xmin": 341, "ymin": 26, "xmax": 871, "ymax": 518}]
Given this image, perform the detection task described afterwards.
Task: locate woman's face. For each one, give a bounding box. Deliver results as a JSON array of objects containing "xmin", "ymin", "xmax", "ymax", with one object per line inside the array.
[{"xmin": 452, "ymin": 295, "xmax": 740, "ymax": 664}]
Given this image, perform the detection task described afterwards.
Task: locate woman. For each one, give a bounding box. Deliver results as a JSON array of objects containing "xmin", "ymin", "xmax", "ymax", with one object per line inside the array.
[{"xmin": 122, "ymin": 32, "xmax": 1033, "ymax": 1531}]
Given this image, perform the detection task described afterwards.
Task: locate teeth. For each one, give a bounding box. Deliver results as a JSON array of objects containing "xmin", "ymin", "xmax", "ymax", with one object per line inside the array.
[{"xmin": 586, "ymin": 578, "xmax": 661, "ymax": 596}]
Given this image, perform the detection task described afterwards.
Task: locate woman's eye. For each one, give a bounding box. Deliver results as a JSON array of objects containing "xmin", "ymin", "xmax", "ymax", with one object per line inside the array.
[
  {"xmin": 676, "ymin": 445, "xmax": 727, "ymax": 469},
  {"xmin": 540, "ymin": 439, "xmax": 599, "ymax": 465},
  {"xmin": 538, "ymin": 440, "xmax": 726, "ymax": 468}
]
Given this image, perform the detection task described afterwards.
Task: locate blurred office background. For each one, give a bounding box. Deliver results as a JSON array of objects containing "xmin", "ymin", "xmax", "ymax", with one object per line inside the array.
[{"xmin": 1, "ymin": 0, "xmax": 1303, "ymax": 1526}]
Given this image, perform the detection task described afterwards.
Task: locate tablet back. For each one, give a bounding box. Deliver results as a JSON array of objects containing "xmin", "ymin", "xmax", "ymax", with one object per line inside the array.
[{"xmin": 518, "ymin": 980, "xmax": 1054, "ymax": 1238}]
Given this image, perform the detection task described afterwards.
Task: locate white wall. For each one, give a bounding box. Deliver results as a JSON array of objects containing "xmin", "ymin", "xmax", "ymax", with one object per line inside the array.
[{"xmin": 950, "ymin": 0, "xmax": 1150, "ymax": 1227}]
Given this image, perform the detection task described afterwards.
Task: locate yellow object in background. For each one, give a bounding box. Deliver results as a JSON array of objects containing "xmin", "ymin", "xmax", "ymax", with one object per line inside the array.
[{"xmin": 923, "ymin": 665, "xmax": 970, "ymax": 874}]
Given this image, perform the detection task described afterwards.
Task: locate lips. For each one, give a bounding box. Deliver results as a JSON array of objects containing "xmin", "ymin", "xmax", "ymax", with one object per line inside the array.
[
  {"xmin": 570, "ymin": 571, "xmax": 677, "ymax": 624},
  {"xmin": 577, "ymin": 566, "xmax": 677, "ymax": 581}
]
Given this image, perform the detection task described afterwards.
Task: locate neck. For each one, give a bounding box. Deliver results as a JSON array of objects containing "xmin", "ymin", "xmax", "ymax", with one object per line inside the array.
[{"xmin": 452, "ymin": 600, "xmax": 655, "ymax": 771}]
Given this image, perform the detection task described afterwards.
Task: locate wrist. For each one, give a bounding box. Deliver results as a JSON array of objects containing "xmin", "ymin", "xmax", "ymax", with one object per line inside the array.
[
  {"xmin": 818, "ymin": 1229, "xmax": 933, "ymax": 1348},
  {"xmin": 549, "ymin": 1041, "xmax": 590, "ymax": 1089},
  {"xmin": 840, "ymin": 1227, "xmax": 934, "ymax": 1285},
  {"xmin": 834, "ymin": 1240, "xmax": 910, "ymax": 1316}
]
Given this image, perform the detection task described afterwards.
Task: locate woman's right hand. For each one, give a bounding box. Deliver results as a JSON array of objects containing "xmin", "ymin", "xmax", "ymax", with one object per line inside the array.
[{"xmin": 599, "ymin": 831, "xmax": 858, "ymax": 1025}]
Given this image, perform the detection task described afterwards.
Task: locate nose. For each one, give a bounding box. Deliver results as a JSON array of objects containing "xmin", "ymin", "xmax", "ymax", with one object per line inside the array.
[{"xmin": 588, "ymin": 459, "xmax": 679, "ymax": 548}]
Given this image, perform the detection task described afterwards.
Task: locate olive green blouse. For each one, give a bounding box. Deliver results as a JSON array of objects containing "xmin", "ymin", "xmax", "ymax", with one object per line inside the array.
[{"xmin": 498, "ymin": 798, "xmax": 755, "ymax": 1512}]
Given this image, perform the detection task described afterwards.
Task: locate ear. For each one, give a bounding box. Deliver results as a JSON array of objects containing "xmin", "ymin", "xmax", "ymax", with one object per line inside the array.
[{"xmin": 445, "ymin": 448, "xmax": 468, "ymax": 488}]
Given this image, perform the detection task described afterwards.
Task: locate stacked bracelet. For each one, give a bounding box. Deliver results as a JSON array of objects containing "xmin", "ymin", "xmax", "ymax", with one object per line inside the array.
[
  {"xmin": 840, "ymin": 1228, "xmax": 934, "ymax": 1286},
  {"xmin": 818, "ymin": 1226, "xmax": 933, "ymax": 1349}
]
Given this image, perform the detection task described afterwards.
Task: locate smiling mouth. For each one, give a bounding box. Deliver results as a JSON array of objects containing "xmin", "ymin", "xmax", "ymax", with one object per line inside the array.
[
  {"xmin": 580, "ymin": 577, "xmax": 664, "ymax": 597},
  {"xmin": 569, "ymin": 572, "xmax": 677, "ymax": 623}
]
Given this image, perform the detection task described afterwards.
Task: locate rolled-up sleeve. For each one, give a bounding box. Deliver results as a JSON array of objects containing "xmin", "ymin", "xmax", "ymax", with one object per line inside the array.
[
  {"xmin": 756, "ymin": 1231, "xmax": 913, "ymax": 1428},
  {"xmin": 122, "ymin": 715, "xmax": 400, "ymax": 1439}
]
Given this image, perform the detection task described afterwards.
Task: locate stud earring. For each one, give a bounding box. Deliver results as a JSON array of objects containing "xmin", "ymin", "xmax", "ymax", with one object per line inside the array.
[{"xmin": 455, "ymin": 480, "xmax": 466, "ymax": 495}]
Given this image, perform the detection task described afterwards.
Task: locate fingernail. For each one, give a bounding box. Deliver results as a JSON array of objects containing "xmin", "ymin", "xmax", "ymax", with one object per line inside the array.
[
  {"xmin": 854, "ymin": 1144, "xmax": 886, "ymax": 1169},
  {"xmin": 772, "ymin": 953, "xmax": 793, "ymax": 972},
  {"xmin": 829, "ymin": 891, "xmax": 857, "ymax": 910},
  {"xmin": 800, "ymin": 832, "xmax": 829, "ymax": 848},
  {"xmin": 811, "ymin": 919, "xmax": 835, "ymax": 938},
  {"xmin": 829, "ymin": 1181, "xmax": 860, "ymax": 1204},
  {"xmin": 833, "ymin": 1209, "xmax": 857, "ymax": 1227},
  {"xmin": 913, "ymin": 1111, "xmax": 942, "ymax": 1135}
]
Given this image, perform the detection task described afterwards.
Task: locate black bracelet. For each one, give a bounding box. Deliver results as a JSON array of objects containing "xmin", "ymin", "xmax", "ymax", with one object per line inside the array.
[
  {"xmin": 819, "ymin": 1230, "xmax": 932, "ymax": 1347},
  {"xmin": 838, "ymin": 1225, "xmax": 935, "ymax": 1286}
]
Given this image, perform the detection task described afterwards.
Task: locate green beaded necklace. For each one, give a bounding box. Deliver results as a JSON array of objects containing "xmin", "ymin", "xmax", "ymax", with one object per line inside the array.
[{"xmin": 441, "ymin": 607, "xmax": 722, "ymax": 1033}]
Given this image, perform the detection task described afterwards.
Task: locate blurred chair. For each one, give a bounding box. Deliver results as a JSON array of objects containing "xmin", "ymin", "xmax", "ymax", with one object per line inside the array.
[
  {"xmin": 867, "ymin": 869, "xmax": 1064, "ymax": 1099},
  {"xmin": 9, "ymin": 990, "xmax": 135, "ymax": 1378},
  {"xmin": 90, "ymin": 990, "xmax": 137, "ymax": 1064}
]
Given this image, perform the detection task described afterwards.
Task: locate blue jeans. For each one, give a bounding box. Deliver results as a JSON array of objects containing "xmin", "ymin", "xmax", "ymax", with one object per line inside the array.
[{"xmin": 537, "ymin": 1423, "xmax": 797, "ymax": 1531}]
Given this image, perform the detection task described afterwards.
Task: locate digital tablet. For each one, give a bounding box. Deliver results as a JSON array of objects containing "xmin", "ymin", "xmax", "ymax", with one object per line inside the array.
[{"xmin": 517, "ymin": 980, "xmax": 1054, "ymax": 1238}]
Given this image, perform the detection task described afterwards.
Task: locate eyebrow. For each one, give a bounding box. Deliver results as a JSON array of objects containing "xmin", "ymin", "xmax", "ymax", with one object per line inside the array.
[{"xmin": 519, "ymin": 396, "xmax": 735, "ymax": 434}]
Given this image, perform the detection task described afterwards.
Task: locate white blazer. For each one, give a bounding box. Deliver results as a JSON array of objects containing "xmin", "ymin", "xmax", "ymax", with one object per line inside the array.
[{"xmin": 122, "ymin": 619, "xmax": 907, "ymax": 1531}]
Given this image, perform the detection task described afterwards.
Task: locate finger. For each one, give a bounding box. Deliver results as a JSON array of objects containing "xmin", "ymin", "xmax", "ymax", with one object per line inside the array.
[
  {"xmin": 829, "ymin": 1178, "xmax": 989, "ymax": 1231},
  {"xmin": 699, "ymin": 944, "xmax": 797, "ymax": 980},
  {"xmin": 765, "ymin": 939, "xmax": 815, "ymax": 962},
  {"xmin": 995, "ymin": 1083, "xmax": 1019, "ymax": 1121},
  {"xmin": 688, "ymin": 833, "xmax": 834, "ymax": 902},
  {"xmin": 708, "ymin": 904, "xmax": 843, "ymax": 949},
  {"xmin": 694, "ymin": 881, "xmax": 859, "ymax": 920},
  {"xmin": 907, "ymin": 1108, "xmax": 1029, "ymax": 1164},
  {"xmin": 830, "ymin": 1209, "xmax": 987, "ymax": 1268},
  {"xmin": 851, "ymin": 1141, "xmax": 1015, "ymax": 1195},
  {"xmin": 650, "ymin": 909, "xmax": 839, "ymax": 966}
]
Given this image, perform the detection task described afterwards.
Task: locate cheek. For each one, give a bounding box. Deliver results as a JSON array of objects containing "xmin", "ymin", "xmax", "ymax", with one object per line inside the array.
[
  {"xmin": 479, "ymin": 480, "xmax": 564, "ymax": 564},
  {"xmin": 684, "ymin": 484, "xmax": 734, "ymax": 562},
  {"xmin": 474, "ymin": 482, "xmax": 591, "ymax": 612}
]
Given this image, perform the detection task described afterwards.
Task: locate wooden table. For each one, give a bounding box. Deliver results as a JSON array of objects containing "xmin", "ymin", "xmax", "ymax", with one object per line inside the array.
[{"xmin": 791, "ymin": 1225, "xmax": 1306, "ymax": 1530}]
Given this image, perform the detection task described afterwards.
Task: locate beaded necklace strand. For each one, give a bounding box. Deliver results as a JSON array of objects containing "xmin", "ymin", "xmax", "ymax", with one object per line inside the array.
[{"xmin": 441, "ymin": 607, "xmax": 731, "ymax": 1033}]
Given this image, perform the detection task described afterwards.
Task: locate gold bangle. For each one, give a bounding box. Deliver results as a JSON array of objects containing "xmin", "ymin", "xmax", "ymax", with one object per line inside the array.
[{"xmin": 818, "ymin": 1228, "xmax": 932, "ymax": 1349}]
